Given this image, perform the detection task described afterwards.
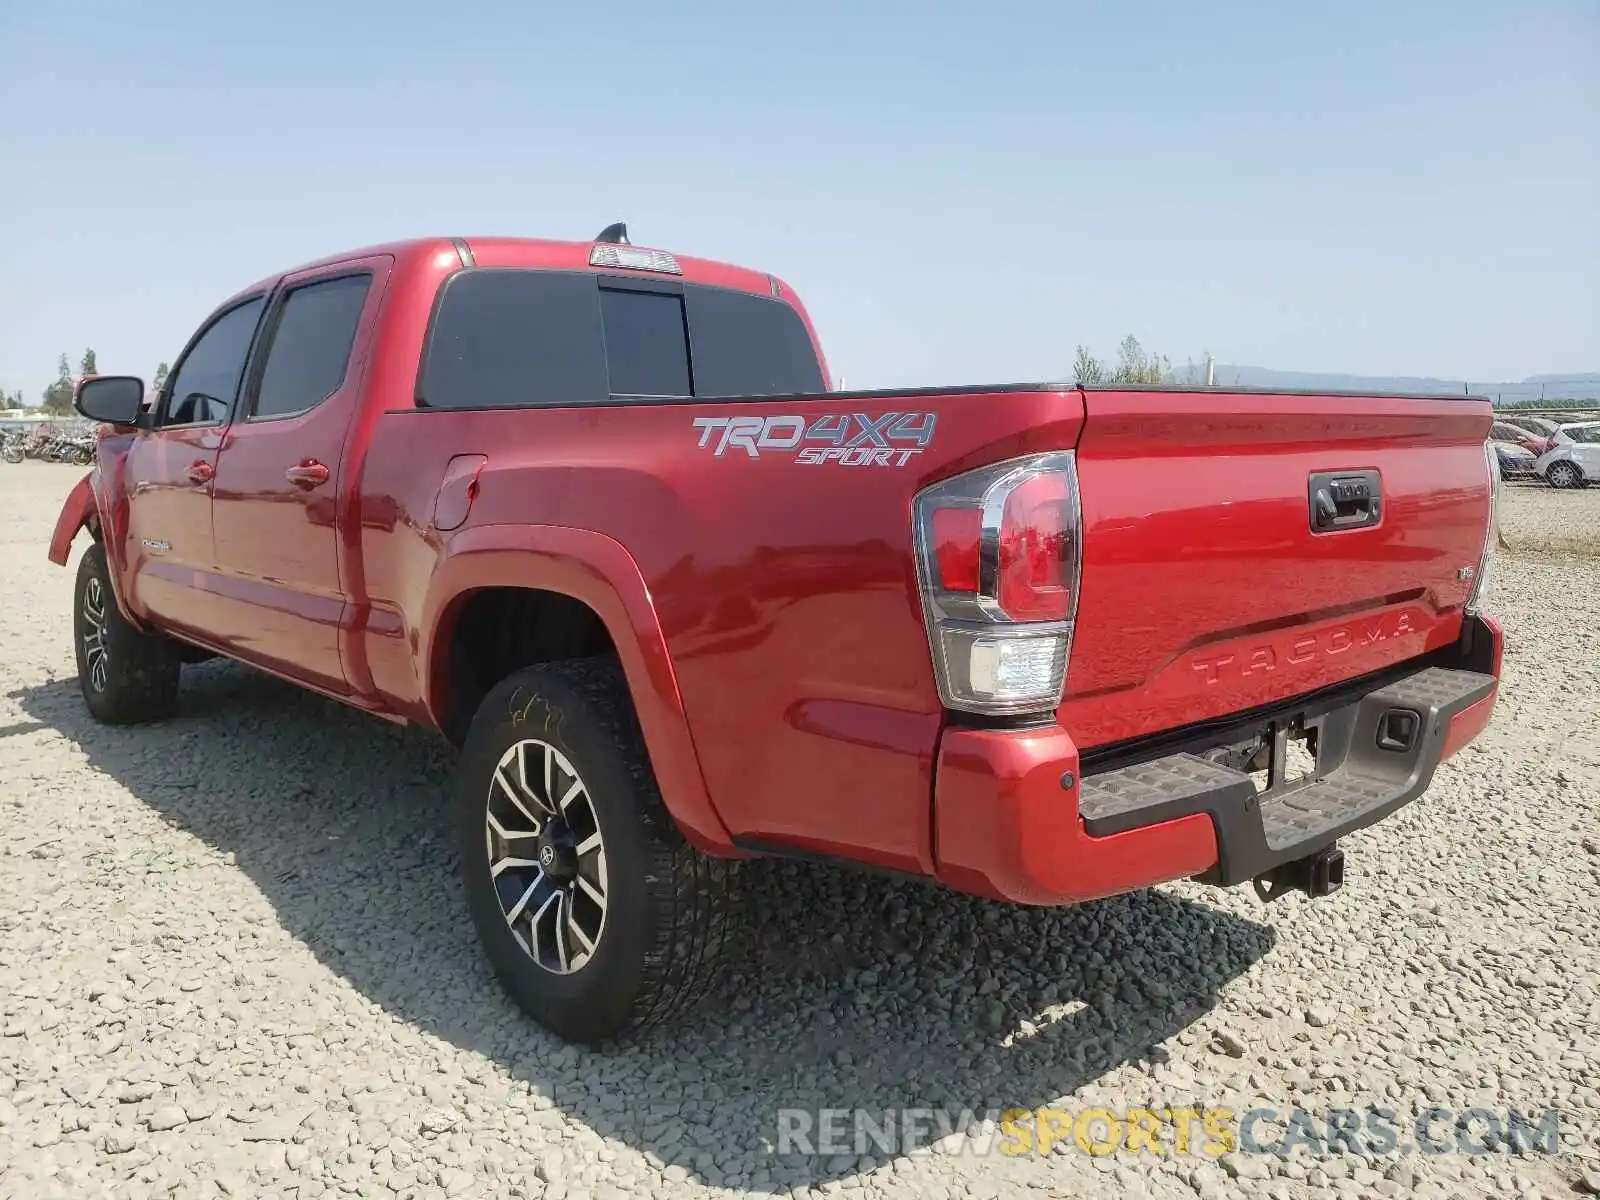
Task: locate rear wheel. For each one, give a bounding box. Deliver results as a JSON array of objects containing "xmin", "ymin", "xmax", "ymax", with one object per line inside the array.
[
  {"xmin": 456, "ymin": 658, "xmax": 737, "ymax": 1043},
  {"xmin": 1546, "ymin": 461, "xmax": 1584, "ymax": 489},
  {"xmin": 73, "ymin": 543, "xmax": 181, "ymax": 724}
]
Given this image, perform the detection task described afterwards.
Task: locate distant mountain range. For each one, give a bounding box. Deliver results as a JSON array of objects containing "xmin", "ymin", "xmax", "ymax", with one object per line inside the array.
[{"xmin": 1181, "ymin": 366, "xmax": 1600, "ymax": 403}]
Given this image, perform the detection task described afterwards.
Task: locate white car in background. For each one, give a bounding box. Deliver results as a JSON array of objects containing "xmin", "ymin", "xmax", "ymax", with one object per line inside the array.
[{"xmin": 1536, "ymin": 421, "xmax": 1600, "ymax": 489}]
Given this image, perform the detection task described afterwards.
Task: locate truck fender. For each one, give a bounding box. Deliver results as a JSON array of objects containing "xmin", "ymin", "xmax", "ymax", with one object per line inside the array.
[
  {"xmin": 48, "ymin": 468, "xmax": 146, "ymax": 631},
  {"xmin": 421, "ymin": 522, "xmax": 737, "ymax": 856},
  {"xmin": 47, "ymin": 472, "xmax": 98, "ymax": 567}
]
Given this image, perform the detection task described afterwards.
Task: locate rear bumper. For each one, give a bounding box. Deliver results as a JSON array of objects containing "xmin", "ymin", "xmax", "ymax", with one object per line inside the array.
[{"xmin": 932, "ymin": 615, "xmax": 1502, "ymax": 905}]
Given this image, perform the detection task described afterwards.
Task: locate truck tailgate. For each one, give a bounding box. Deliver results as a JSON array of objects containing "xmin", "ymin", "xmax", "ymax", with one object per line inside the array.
[{"xmin": 1060, "ymin": 390, "xmax": 1493, "ymax": 749}]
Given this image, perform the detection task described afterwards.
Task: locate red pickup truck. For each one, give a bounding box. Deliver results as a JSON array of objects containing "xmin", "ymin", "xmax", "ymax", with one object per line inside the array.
[{"xmin": 53, "ymin": 227, "xmax": 1503, "ymax": 1043}]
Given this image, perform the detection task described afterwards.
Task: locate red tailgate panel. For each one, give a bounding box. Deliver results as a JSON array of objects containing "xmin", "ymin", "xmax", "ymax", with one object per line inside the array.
[{"xmin": 1060, "ymin": 390, "xmax": 1492, "ymax": 749}]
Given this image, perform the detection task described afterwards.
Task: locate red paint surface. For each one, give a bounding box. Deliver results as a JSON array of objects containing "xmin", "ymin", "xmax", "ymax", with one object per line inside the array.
[
  {"xmin": 48, "ymin": 473, "xmax": 95, "ymax": 567},
  {"xmin": 1062, "ymin": 390, "xmax": 1493, "ymax": 747},
  {"xmin": 932, "ymin": 723, "xmax": 1220, "ymax": 905},
  {"xmin": 1440, "ymin": 690, "xmax": 1497, "ymax": 764},
  {"xmin": 48, "ymin": 235, "xmax": 1503, "ymax": 899}
]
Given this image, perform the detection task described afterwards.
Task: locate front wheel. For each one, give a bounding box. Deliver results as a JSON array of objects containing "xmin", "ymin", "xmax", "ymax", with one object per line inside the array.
[
  {"xmin": 73, "ymin": 543, "xmax": 181, "ymax": 724},
  {"xmin": 1546, "ymin": 461, "xmax": 1584, "ymax": 489},
  {"xmin": 456, "ymin": 658, "xmax": 738, "ymax": 1044}
]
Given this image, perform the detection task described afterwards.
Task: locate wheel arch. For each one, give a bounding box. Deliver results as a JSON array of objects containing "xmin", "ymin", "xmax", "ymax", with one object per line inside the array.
[
  {"xmin": 47, "ymin": 472, "xmax": 101, "ymax": 566},
  {"xmin": 50, "ymin": 470, "xmax": 147, "ymax": 631},
  {"xmin": 420, "ymin": 523, "xmax": 735, "ymax": 855}
]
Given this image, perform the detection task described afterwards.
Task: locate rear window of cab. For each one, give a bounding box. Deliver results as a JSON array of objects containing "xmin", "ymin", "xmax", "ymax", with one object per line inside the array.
[{"xmin": 418, "ymin": 270, "xmax": 825, "ymax": 409}]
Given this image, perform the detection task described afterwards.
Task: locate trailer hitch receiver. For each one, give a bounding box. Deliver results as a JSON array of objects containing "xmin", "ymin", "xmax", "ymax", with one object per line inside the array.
[{"xmin": 1253, "ymin": 844, "xmax": 1345, "ymax": 903}]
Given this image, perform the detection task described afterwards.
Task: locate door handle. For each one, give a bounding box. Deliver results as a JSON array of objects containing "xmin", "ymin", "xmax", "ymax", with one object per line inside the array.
[
  {"xmin": 187, "ymin": 460, "xmax": 215, "ymax": 485},
  {"xmin": 285, "ymin": 460, "xmax": 331, "ymax": 489}
]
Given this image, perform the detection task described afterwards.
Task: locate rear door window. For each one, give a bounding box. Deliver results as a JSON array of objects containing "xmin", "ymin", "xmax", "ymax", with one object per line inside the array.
[
  {"xmin": 419, "ymin": 270, "xmax": 823, "ymax": 409},
  {"xmin": 251, "ymin": 275, "xmax": 372, "ymax": 419}
]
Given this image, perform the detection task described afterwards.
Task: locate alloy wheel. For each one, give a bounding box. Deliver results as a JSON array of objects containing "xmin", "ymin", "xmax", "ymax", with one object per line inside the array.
[
  {"xmin": 485, "ymin": 738, "xmax": 609, "ymax": 975},
  {"xmin": 82, "ymin": 577, "xmax": 109, "ymax": 692},
  {"xmin": 1548, "ymin": 463, "xmax": 1581, "ymax": 489}
]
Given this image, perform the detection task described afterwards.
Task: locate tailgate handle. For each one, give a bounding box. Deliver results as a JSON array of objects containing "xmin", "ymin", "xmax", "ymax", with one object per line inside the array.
[{"xmin": 1309, "ymin": 470, "xmax": 1382, "ymax": 533}]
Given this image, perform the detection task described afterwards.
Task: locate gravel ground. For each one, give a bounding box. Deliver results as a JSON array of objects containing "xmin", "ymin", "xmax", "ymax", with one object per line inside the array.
[
  {"xmin": 1, "ymin": 461, "xmax": 1597, "ymax": 1200},
  {"xmin": 1499, "ymin": 480, "xmax": 1600, "ymax": 557}
]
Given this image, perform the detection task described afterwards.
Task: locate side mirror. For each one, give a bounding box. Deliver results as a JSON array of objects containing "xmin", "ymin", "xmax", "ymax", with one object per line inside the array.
[{"xmin": 75, "ymin": 376, "xmax": 145, "ymax": 426}]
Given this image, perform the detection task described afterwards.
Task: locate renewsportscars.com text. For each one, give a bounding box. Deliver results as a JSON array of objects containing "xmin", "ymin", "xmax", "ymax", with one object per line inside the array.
[{"xmin": 776, "ymin": 1105, "xmax": 1563, "ymax": 1159}]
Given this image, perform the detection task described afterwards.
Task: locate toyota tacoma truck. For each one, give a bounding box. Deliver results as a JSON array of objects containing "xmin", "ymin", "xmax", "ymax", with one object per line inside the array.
[{"xmin": 52, "ymin": 227, "xmax": 1504, "ymax": 1043}]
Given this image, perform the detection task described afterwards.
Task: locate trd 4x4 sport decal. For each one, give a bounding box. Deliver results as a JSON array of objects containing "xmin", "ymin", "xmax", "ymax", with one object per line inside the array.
[{"xmin": 692, "ymin": 413, "xmax": 937, "ymax": 466}]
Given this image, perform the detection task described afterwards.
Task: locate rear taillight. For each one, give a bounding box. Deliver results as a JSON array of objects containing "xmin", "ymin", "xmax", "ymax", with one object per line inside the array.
[
  {"xmin": 998, "ymin": 472, "xmax": 1075, "ymax": 620},
  {"xmin": 1466, "ymin": 438, "xmax": 1499, "ymax": 616},
  {"xmin": 913, "ymin": 451, "xmax": 1081, "ymax": 715},
  {"xmin": 930, "ymin": 507, "xmax": 982, "ymax": 593}
]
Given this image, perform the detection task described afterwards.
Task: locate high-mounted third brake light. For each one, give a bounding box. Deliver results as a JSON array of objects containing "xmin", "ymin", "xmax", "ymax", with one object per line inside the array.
[
  {"xmin": 589, "ymin": 244, "xmax": 683, "ymax": 275},
  {"xmin": 913, "ymin": 452, "xmax": 1082, "ymax": 716}
]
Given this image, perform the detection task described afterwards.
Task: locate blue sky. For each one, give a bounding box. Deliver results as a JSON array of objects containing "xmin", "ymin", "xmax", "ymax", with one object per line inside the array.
[{"xmin": 2, "ymin": 0, "xmax": 1595, "ymax": 398}]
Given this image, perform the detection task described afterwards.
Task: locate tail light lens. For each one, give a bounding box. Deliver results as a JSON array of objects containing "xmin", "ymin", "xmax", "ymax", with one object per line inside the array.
[
  {"xmin": 930, "ymin": 507, "xmax": 982, "ymax": 593},
  {"xmin": 1466, "ymin": 438, "xmax": 1499, "ymax": 616},
  {"xmin": 913, "ymin": 451, "xmax": 1081, "ymax": 715},
  {"xmin": 998, "ymin": 472, "xmax": 1075, "ymax": 620}
]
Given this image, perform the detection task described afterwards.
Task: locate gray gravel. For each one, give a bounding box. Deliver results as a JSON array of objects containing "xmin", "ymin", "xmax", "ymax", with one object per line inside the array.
[
  {"xmin": 1499, "ymin": 480, "xmax": 1600, "ymax": 556},
  {"xmin": 1, "ymin": 461, "xmax": 1596, "ymax": 1200}
]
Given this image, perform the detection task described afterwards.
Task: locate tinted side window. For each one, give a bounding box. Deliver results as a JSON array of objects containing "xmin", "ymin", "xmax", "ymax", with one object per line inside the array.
[
  {"xmin": 253, "ymin": 276, "xmax": 371, "ymax": 419},
  {"xmin": 163, "ymin": 298, "xmax": 266, "ymax": 426},
  {"xmin": 600, "ymin": 287, "xmax": 691, "ymax": 396},
  {"xmin": 686, "ymin": 286, "xmax": 825, "ymax": 397},
  {"xmin": 421, "ymin": 272, "xmax": 606, "ymax": 409}
]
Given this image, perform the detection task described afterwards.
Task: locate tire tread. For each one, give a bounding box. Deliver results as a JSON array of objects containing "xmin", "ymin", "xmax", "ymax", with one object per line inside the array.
[
  {"xmin": 74, "ymin": 543, "xmax": 180, "ymax": 725},
  {"xmin": 461, "ymin": 656, "xmax": 738, "ymax": 1041},
  {"xmin": 552, "ymin": 658, "xmax": 738, "ymax": 1035}
]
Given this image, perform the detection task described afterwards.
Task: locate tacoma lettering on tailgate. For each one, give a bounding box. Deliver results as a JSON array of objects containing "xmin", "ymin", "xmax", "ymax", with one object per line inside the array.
[
  {"xmin": 693, "ymin": 412, "xmax": 936, "ymax": 465},
  {"xmin": 1191, "ymin": 610, "xmax": 1419, "ymax": 684}
]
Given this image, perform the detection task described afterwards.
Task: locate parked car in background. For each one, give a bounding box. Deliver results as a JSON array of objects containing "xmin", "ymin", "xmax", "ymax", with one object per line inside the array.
[
  {"xmin": 1536, "ymin": 422, "xmax": 1600, "ymax": 489},
  {"xmin": 1492, "ymin": 441, "xmax": 1537, "ymax": 479},
  {"xmin": 1490, "ymin": 420, "xmax": 1552, "ymax": 457},
  {"xmin": 1497, "ymin": 414, "xmax": 1562, "ymax": 441}
]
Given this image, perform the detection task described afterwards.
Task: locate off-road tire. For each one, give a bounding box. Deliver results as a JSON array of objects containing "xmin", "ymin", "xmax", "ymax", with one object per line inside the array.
[
  {"xmin": 73, "ymin": 542, "xmax": 181, "ymax": 725},
  {"xmin": 456, "ymin": 657, "xmax": 737, "ymax": 1044}
]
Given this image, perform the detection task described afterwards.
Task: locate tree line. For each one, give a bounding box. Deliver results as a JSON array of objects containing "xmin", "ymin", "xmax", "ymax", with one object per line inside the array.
[
  {"xmin": 1497, "ymin": 396, "xmax": 1599, "ymax": 410},
  {"xmin": 1073, "ymin": 336, "xmax": 1211, "ymax": 385},
  {"xmin": 8, "ymin": 351, "xmax": 170, "ymax": 414}
]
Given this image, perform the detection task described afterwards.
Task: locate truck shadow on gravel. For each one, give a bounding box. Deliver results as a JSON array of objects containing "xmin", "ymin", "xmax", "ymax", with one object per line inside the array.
[{"xmin": 16, "ymin": 664, "xmax": 1275, "ymax": 1191}]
